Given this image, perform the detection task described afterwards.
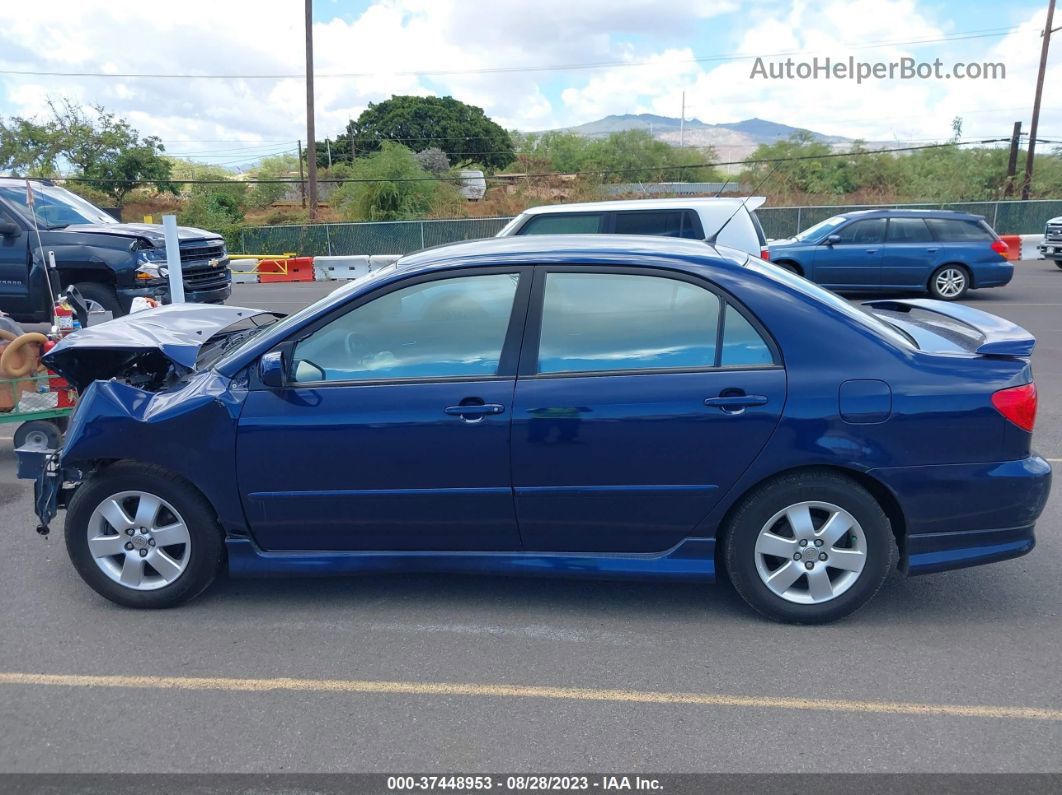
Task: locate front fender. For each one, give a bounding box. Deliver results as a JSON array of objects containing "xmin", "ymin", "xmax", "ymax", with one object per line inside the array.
[{"xmin": 62, "ymin": 371, "xmax": 250, "ymax": 536}]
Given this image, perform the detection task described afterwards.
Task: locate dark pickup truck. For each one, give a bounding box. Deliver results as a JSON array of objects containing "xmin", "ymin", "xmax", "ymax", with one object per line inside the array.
[{"xmin": 0, "ymin": 178, "xmax": 231, "ymax": 322}]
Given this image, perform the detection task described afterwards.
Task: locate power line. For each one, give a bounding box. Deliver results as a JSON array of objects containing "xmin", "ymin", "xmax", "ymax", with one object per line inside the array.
[
  {"xmin": 0, "ymin": 27, "xmax": 1020, "ymax": 81},
  {"xmin": 42, "ymin": 138, "xmax": 1012, "ymax": 186}
]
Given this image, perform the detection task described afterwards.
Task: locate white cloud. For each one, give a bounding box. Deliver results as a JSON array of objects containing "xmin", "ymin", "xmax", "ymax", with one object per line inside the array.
[{"xmin": 0, "ymin": 0, "xmax": 1055, "ymax": 164}]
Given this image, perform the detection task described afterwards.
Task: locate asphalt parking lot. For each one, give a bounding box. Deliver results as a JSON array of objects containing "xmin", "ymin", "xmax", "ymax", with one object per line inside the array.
[{"xmin": 0, "ymin": 260, "xmax": 1060, "ymax": 773}]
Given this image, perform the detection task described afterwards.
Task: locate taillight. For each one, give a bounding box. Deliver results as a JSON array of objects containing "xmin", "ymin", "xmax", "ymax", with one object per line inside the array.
[
  {"xmin": 760, "ymin": 247, "xmax": 770, "ymax": 260},
  {"xmin": 992, "ymin": 383, "xmax": 1037, "ymax": 432},
  {"xmin": 990, "ymin": 239, "xmax": 1008, "ymax": 257}
]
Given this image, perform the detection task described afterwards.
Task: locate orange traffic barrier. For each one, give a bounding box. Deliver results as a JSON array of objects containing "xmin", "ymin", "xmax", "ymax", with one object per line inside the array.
[
  {"xmin": 999, "ymin": 235, "xmax": 1021, "ymax": 261},
  {"xmin": 257, "ymin": 257, "xmax": 315, "ymax": 283}
]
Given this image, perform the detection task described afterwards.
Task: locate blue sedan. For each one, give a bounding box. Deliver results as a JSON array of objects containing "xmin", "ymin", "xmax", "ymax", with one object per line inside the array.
[
  {"xmin": 768, "ymin": 209, "xmax": 1014, "ymax": 300},
  {"xmin": 22, "ymin": 236, "xmax": 1051, "ymax": 623}
]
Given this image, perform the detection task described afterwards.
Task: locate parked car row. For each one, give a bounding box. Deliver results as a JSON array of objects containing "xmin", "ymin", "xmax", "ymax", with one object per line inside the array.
[{"xmin": 498, "ymin": 199, "xmax": 1019, "ymax": 301}]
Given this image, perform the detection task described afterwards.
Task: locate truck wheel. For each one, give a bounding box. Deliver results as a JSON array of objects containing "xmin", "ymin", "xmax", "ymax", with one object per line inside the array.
[
  {"xmin": 13, "ymin": 419, "xmax": 62, "ymax": 449},
  {"xmin": 1055, "ymin": 261, "xmax": 1062, "ymax": 270},
  {"xmin": 65, "ymin": 462, "xmax": 225, "ymax": 608},
  {"xmin": 73, "ymin": 282, "xmax": 124, "ymax": 318}
]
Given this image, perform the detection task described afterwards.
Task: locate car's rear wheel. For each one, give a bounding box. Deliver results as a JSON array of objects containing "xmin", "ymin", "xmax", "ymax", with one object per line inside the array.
[
  {"xmin": 723, "ymin": 471, "xmax": 895, "ymax": 623},
  {"xmin": 928, "ymin": 265, "xmax": 969, "ymax": 300},
  {"xmin": 65, "ymin": 463, "xmax": 224, "ymax": 608},
  {"xmin": 1054, "ymin": 260, "xmax": 1062, "ymax": 270}
]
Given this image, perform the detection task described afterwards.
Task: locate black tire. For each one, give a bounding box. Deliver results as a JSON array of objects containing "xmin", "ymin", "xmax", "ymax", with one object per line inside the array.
[
  {"xmin": 64, "ymin": 462, "xmax": 224, "ymax": 608},
  {"xmin": 927, "ymin": 264, "xmax": 970, "ymax": 301},
  {"xmin": 1054, "ymin": 260, "xmax": 1062, "ymax": 270},
  {"xmin": 723, "ymin": 471, "xmax": 896, "ymax": 624},
  {"xmin": 73, "ymin": 281, "xmax": 125, "ymax": 318},
  {"xmin": 13, "ymin": 419, "xmax": 62, "ymax": 449}
]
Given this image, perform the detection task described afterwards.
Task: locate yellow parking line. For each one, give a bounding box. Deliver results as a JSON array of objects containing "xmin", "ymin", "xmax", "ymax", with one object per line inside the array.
[{"xmin": 0, "ymin": 672, "xmax": 1059, "ymax": 721}]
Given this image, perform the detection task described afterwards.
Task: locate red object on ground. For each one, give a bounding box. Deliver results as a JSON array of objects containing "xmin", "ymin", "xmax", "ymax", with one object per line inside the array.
[
  {"xmin": 997, "ymin": 235, "xmax": 1021, "ymax": 261},
  {"xmin": 992, "ymin": 383, "xmax": 1037, "ymax": 432},
  {"xmin": 258, "ymin": 257, "xmax": 315, "ymax": 283}
]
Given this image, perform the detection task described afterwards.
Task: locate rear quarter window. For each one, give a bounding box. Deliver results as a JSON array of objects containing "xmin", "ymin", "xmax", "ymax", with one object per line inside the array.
[
  {"xmin": 925, "ymin": 218, "xmax": 995, "ymax": 242},
  {"xmin": 611, "ymin": 210, "xmax": 703, "ymax": 239}
]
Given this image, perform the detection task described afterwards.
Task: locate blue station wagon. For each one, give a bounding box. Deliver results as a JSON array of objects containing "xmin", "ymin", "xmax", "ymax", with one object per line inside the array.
[
  {"xmin": 768, "ymin": 209, "xmax": 1013, "ymax": 300},
  {"xmin": 20, "ymin": 236, "xmax": 1051, "ymax": 623}
]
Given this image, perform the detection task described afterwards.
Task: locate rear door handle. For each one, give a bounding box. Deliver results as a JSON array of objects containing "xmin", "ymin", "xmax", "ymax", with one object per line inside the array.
[
  {"xmin": 926, "ymin": 248, "xmax": 938, "ymax": 253},
  {"xmin": 864, "ymin": 248, "xmax": 878, "ymax": 254},
  {"xmin": 705, "ymin": 395, "xmax": 769, "ymax": 410},
  {"xmin": 444, "ymin": 403, "xmax": 505, "ymax": 417}
]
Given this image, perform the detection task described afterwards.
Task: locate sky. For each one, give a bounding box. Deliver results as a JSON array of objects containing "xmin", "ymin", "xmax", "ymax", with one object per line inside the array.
[{"xmin": 0, "ymin": 0, "xmax": 1058, "ymax": 168}]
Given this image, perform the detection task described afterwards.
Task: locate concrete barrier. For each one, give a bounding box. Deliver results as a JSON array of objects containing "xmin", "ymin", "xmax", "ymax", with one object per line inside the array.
[
  {"xmin": 1021, "ymin": 234, "xmax": 1045, "ymax": 261},
  {"xmin": 369, "ymin": 255, "xmax": 402, "ymax": 272},
  {"xmin": 231, "ymin": 259, "xmax": 260, "ymax": 284},
  {"xmin": 314, "ymin": 255, "xmax": 371, "ymax": 281}
]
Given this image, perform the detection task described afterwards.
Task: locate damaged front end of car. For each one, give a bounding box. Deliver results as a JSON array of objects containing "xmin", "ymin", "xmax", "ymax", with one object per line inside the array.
[{"xmin": 16, "ymin": 304, "xmax": 282, "ymax": 536}]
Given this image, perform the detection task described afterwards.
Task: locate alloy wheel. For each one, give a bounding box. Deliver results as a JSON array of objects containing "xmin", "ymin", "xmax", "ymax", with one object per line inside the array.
[
  {"xmin": 86, "ymin": 490, "xmax": 192, "ymax": 591},
  {"xmin": 934, "ymin": 268, "xmax": 966, "ymax": 299},
  {"xmin": 753, "ymin": 501, "xmax": 867, "ymax": 604}
]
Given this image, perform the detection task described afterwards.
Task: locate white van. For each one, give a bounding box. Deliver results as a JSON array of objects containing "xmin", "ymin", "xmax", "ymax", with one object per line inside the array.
[{"xmin": 495, "ymin": 197, "xmax": 769, "ymax": 259}]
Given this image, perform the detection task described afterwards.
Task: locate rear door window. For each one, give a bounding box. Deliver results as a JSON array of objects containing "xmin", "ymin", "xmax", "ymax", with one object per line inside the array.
[
  {"xmin": 925, "ymin": 218, "xmax": 995, "ymax": 241},
  {"xmin": 886, "ymin": 217, "xmax": 933, "ymax": 243},
  {"xmin": 611, "ymin": 210, "xmax": 703, "ymax": 239},
  {"xmin": 518, "ymin": 213, "xmax": 605, "ymax": 235},
  {"xmin": 534, "ymin": 271, "xmax": 775, "ymax": 374}
]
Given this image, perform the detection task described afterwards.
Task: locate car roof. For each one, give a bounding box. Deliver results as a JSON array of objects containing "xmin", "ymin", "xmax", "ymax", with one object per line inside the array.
[
  {"xmin": 396, "ymin": 234, "xmax": 746, "ymax": 273},
  {"xmin": 518, "ymin": 197, "xmax": 767, "ymax": 215},
  {"xmin": 840, "ymin": 208, "xmax": 983, "ymax": 221}
]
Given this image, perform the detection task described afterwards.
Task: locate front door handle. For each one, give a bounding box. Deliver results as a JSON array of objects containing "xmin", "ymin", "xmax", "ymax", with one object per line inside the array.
[
  {"xmin": 926, "ymin": 248, "xmax": 938, "ymax": 253},
  {"xmin": 864, "ymin": 248, "xmax": 878, "ymax": 254},
  {"xmin": 705, "ymin": 394, "xmax": 769, "ymax": 411},
  {"xmin": 444, "ymin": 403, "xmax": 505, "ymax": 418}
]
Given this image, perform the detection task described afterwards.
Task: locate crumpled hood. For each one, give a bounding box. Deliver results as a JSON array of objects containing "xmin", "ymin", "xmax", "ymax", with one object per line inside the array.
[
  {"xmin": 44, "ymin": 304, "xmax": 272, "ymax": 389},
  {"xmin": 62, "ymin": 222, "xmax": 222, "ymax": 246}
]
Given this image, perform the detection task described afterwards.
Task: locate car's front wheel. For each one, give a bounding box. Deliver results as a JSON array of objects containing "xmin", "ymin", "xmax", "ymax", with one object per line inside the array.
[
  {"xmin": 928, "ymin": 265, "xmax": 970, "ymax": 300},
  {"xmin": 723, "ymin": 471, "xmax": 895, "ymax": 623},
  {"xmin": 65, "ymin": 463, "xmax": 224, "ymax": 608}
]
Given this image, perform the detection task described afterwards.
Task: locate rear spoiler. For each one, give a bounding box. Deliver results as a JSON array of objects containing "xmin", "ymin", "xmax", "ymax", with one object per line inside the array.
[{"xmin": 862, "ymin": 299, "xmax": 1035, "ymax": 357}]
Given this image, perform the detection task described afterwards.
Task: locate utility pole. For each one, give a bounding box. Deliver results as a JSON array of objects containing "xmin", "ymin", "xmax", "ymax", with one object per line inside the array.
[
  {"xmin": 350, "ymin": 128, "xmax": 356, "ymax": 162},
  {"xmin": 297, "ymin": 140, "xmax": 306, "ymax": 209},
  {"xmin": 679, "ymin": 91, "xmax": 685, "ymax": 148},
  {"xmin": 326, "ymin": 139, "xmax": 333, "ymax": 169},
  {"xmin": 304, "ymin": 0, "xmax": 319, "ymax": 220},
  {"xmin": 1004, "ymin": 121, "xmax": 1022, "ymax": 197},
  {"xmin": 1023, "ymin": 0, "xmax": 1056, "ymax": 200}
]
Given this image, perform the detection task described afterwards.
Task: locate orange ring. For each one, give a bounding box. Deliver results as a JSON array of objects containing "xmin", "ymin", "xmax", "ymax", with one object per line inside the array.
[{"xmin": 0, "ymin": 332, "xmax": 48, "ymax": 378}]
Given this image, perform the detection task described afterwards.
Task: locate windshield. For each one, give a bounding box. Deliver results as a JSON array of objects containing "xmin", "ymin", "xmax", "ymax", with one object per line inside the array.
[
  {"xmin": 746, "ymin": 258, "xmax": 916, "ymax": 349},
  {"xmin": 0, "ymin": 182, "xmax": 117, "ymax": 229},
  {"xmin": 794, "ymin": 215, "xmax": 847, "ymax": 242}
]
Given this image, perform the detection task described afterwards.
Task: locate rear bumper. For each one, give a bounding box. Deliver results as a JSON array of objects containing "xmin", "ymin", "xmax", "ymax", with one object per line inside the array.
[
  {"xmin": 973, "ymin": 261, "xmax": 1014, "ymax": 288},
  {"xmin": 869, "ymin": 455, "xmax": 1051, "ymax": 575}
]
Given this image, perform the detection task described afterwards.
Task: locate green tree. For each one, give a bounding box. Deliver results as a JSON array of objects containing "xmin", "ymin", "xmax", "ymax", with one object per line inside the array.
[
  {"xmin": 331, "ymin": 142, "xmax": 456, "ymax": 221},
  {"xmin": 330, "ymin": 96, "xmax": 515, "ymax": 170},
  {"xmin": 246, "ymin": 153, "xmax": 299, "ymax": 209},
  {"xmin": 0, "ymin": 115, "xmax": 64, "ymax": 174},
  {"xmin": 584, "ymin": 130, "xmax": 720, "ymax": 183}
]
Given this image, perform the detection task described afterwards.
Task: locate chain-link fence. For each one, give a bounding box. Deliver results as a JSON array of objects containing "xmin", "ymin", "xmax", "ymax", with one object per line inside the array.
[
  {"xmin": 239, "ymin": 216, "xmax": 513, "ymax": 256},
  {"xmin": 238, "ymin": 200, "xmax": 1062, "ymax": 256}
]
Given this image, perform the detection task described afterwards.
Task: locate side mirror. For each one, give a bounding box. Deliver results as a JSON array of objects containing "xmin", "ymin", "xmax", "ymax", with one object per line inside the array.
[
  {"xmin": 824, "ymin": 234, "xmax": 841, "ymax": 246},
  {"xmin": 0, "ymin": 221, "xmax": 20, "ymax": 237},
  {"xmin": 259, "ymin": 350, "xmax": 287, "ymax": 388}
]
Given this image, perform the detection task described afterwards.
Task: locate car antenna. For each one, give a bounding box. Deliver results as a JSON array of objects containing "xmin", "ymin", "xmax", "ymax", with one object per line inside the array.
[
  {"xmin": 705, "ymin": 161, "xmax": 781, "ymax": 247},
  {"xmin": 24, "ymin": 178, "xmax": 61, "ymax": 328}
]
